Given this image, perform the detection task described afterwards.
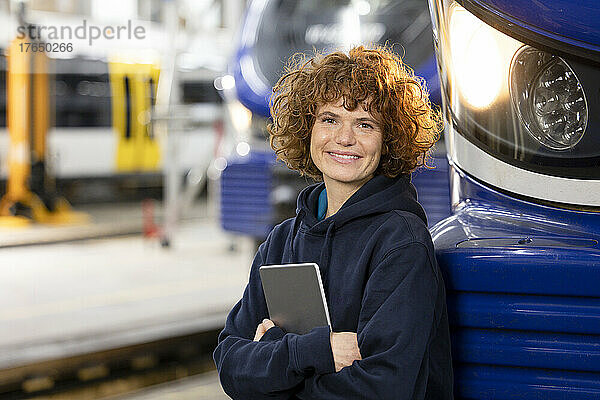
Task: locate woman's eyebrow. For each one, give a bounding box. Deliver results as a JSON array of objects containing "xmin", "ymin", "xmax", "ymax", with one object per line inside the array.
[
  {"xmin": 356, "ymin": 117, "xmax": 379, "ymax": 125},
  {"xmin": 317, "ymin": 111, "xmax": 339, "ymax": 118}
]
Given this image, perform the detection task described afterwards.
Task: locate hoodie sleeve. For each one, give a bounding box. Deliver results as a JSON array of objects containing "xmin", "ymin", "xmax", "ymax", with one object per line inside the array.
[
  {"xmin": 213, "ymin": 235, "xmax": 336, "ymax": 400},
  {"xmin": 296, "ymin": 242, "xmax": 441, "ymax": 400}
]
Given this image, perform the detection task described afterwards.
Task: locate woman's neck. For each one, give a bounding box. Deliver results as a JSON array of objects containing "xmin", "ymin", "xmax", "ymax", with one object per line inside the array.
[{"xmin": 323, "ymin": 176, "xmax": 372, "ymax": 218}]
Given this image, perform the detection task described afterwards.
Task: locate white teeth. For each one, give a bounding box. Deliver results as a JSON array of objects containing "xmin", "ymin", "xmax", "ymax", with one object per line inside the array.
[{"xmin": 330, "ymin": 152, "xmax": 359, "ymax": 159}]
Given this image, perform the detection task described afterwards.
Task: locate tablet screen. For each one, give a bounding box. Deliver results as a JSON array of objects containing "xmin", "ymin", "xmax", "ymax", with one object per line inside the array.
[{"xmin": 259, "ymin": 263, "xmax": 331, "ymax": 335}]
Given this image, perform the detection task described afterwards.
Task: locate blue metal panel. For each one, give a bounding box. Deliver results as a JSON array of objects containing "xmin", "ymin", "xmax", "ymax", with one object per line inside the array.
[
  {"xmin": 447, "ymin": 293, "xmax": 600, "ymax": 334},
  {"xmin": 412, "ymin": 156, "xmax": 451, "ymax": 227},
  {"xmin": 431, "ymin": 165, "xmax": 600, "ymax": 398},
  {"xmin": 437, "ymin": 247, "xmax": 600, "ymax": 297},
  {"xmin": 456, "ymin": 365, "xmax": 600, "ymax": 400},
  {"xmin": 232, "ymin": 47, "xmax": 271, "ymax": 118},
  {"xmin": 474, "ymin": 0, "xmax": 600, "ymax": 51},
  {"xmin": 453, "ymin": 328, "xmax": 600, "ymax": 372},
  {"xmin": 432, "ymin": 169, "xmax": 600, "ymax": 249},
  {"xmin": 417, "ymin": 55, "xmax": 442, "ymax": 105},
  {"xmin": 220, "ymin": 150, "xmax": 275, "ymax": 237}
]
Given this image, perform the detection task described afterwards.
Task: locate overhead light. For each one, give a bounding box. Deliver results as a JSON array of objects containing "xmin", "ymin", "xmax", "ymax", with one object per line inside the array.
[{"xmin": 236, "ymin": 142, "xmax": 251, "ymax": 156}]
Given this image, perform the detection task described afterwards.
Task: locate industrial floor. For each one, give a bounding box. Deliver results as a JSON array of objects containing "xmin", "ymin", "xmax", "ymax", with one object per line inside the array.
[
  {"xmin": 111, "ymin": 371, "xmax": 228, "ymax": 400},
  {"xmin": 0, "ymin": 201, "xmax": 253, "ymax": 399}
]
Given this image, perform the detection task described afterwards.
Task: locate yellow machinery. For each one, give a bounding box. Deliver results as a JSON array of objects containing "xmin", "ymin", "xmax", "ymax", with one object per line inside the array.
[
  {"xmin": 0, "ymin": 36, "xmax": 88, "ymax": 227},
  {"xmin": 109, "ymin": 60, "xmax": 161, "ymax": 172}
]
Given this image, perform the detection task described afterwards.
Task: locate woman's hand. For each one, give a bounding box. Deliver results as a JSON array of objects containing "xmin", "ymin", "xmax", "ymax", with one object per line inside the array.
[
  {"xmin": 330, "ymin": 332, "xmax": 362, "ymax": 372},
  {"xmin": 254, "ymin": 319, "xmax": 275, "ymax": 341},
  {"xmin": 254, "ymin": 322, "xmax": 362, "ymax": 372}
]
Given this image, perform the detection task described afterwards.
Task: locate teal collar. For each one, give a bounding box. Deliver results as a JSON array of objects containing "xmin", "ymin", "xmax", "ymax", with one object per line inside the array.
[{"xmin": 317, "ymin": 188, "xmax": 327, "ymax": 221}]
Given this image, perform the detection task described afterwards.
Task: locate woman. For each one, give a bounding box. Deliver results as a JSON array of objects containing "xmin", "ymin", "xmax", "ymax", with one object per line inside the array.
[{"xmin": 213, "ymin": 46, "xmax": 453, "ymax": 399}]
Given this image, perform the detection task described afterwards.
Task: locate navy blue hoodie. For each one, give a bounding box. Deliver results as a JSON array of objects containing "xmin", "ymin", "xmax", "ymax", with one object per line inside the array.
[{"xmin": 213, "ymin": 174, "xmax": 453, "ymax": 399}]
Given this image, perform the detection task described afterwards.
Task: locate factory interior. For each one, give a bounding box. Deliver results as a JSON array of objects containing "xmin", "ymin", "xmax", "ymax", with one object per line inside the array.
[
  {"xmin": 3, "ymin": 0, "xmax": 600, "ymax": 398},
  {"xmin": 0, "ymin": 0, "xmax": 454, "ymax": 398}
]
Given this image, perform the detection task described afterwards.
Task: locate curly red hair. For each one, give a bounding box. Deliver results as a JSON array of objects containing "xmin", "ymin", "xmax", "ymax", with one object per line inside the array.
[{"xmin": 268, "ymin": 45, "xmax": 442, "ymax": 180}]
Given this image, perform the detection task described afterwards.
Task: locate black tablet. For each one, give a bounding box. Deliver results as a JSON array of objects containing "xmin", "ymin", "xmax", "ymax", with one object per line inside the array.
[{"xmin": 259, "ymin": 263, "xmax": 331, "ymax": 335}]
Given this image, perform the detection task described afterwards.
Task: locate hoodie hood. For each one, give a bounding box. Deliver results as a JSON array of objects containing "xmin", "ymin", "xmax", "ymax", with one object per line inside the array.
[
  {"xmin": 297, "ymin": 174, "xmax": 427, "ymax": 232},
  {"xmin": 289, "ymin": 174, "xmax": 427, "ymax": 269}
]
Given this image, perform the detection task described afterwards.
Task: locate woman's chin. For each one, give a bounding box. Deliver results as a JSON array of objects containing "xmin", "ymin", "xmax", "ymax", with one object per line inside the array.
[{"xmin": 323, "ymin": 172, "xmax": 370, "ymax": 187}]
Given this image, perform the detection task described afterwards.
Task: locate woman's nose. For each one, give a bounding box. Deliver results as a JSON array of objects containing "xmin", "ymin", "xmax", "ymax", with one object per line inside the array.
[{"xmin": 335, "ymin": 123, "xmax": 356, "ymax": 146}]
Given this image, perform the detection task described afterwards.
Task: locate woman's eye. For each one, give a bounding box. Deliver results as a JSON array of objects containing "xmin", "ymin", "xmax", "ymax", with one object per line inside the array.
[
  {"xmin": 322, "ymin": 118, "xmax": 335, "ymax": 124},
  {"xmin": 359, "ymin": 122, "xmax": 373, "ymax": 129}
]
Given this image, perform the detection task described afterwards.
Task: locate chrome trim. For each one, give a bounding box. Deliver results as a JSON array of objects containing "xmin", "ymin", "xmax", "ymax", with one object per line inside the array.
[{"xmin": 448, "ymin": 125, "xmax": 600, "ymax": 206}]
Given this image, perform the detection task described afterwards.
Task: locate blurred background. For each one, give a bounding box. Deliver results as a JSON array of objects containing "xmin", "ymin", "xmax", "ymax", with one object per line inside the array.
[{"xmin": 0, "ymin": 0, "xmax": 449, "ymax": 398}]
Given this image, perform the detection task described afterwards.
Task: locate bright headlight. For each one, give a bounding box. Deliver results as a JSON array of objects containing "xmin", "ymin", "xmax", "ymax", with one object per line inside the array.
[
  {"xmin": 510, "ymin": 46, "xmax": 588, "ymax": 151},
  {"xmin": 448, "ymin": 4, "xmax": 521, "ymax": 109},
  {"xmin": 433, "ymin": 0, "xmax": 600, "ymax": 185}
]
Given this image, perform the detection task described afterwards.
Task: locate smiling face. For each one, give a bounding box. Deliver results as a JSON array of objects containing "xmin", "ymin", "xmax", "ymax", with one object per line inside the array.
[{"xmin": 310, "ymin": 99, "xmax": 383, "ymax": 192}]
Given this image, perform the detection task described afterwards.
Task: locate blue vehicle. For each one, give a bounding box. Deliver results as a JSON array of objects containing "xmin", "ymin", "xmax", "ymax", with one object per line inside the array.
[
  {"xmin": 221, "ymin": 0, "xmax": 449, "ymax": 240},
  {"xmin": 428, "ymin": 0, "xmax": 600, "ymax": 398}
]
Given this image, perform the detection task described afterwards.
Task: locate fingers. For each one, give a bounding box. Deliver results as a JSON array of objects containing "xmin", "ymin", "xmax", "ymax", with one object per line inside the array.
[
  {"xmin": 253, "ymin": 319, "xmax": 276, "ymax": 341},
  {"xmin": 262, "ymin": 319, "xmax": 275, "ymax": 330},
  {"xmin": 254, "ymin": 324, "xmax": 266, "ymax": 341}
]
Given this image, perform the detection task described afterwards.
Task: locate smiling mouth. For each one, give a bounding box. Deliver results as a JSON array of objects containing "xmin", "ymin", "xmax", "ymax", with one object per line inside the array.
[{"xmin": 328, "ymin": 152, "xmax": 360, "ymax": 160}]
